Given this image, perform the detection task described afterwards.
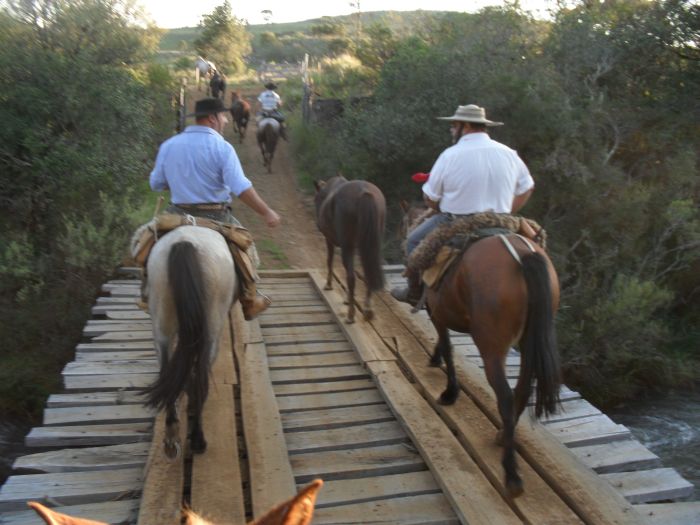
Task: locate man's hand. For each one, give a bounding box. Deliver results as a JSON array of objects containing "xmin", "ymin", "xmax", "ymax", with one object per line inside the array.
[{"xmin": 264, "ymin": 209, "xmax": 281, "ymax": 227}]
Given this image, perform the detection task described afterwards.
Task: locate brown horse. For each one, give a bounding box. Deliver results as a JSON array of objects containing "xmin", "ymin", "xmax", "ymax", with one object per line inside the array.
[
  {"xmin": 399, "ymin": 203, "xmax": 561, "ymax": 497},
  {"xmin": 230, "ymin": 91, "xmax": 250, "ymax": 142},
  {"xmin": 256, "ymin": 117, "xmax": 279, "ymax": 173},
  {"xmin": 315, "ymin": 175, "xmax": 386, "ymax": 323}
]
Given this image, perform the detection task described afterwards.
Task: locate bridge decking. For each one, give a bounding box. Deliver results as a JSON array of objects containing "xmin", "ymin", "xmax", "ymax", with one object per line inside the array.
[{"xmin": 0, "ymin": 268, "xmax": 697, "ymax": 524}]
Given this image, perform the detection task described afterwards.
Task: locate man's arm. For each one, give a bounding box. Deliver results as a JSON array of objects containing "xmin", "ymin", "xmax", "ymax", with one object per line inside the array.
[
  {"xmin": 511, "ymin": 188, "xmax": 533, "ymax": 213},
  {"xmin": 238, "ymin": 187, "xmax": 281, "ymax": 227},
  {"xmin": 423, "ymin": 193, "xmax": 440, "ymax": 211}
]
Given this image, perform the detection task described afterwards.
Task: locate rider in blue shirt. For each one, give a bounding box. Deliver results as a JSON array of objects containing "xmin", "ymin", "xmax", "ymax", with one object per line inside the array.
[{"xmin": 150, "ymin": 97, "xmax": 281, "ymax": 319}]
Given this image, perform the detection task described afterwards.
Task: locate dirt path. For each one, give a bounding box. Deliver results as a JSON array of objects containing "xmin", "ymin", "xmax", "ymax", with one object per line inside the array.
[{"xmin": 220, "ymin": 97, "xmax": 326, "ymax": 271}]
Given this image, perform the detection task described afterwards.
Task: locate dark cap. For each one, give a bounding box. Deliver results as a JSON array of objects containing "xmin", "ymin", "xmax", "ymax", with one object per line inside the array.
[
  {"xmin": 187, "ymin": 97, "xmax": 231, "ymax": 117},
  {"xmin": 264, "ymin": 82, "xmax": 277, "ymax": 90}
]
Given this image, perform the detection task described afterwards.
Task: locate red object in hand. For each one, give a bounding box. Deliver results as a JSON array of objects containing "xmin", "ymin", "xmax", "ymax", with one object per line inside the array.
[{"xmin": 411, "ymin": 172, "xmax": 430, "ymax": 183}]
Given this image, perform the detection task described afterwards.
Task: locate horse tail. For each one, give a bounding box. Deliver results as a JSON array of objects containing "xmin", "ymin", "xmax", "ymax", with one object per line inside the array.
[
  {"xmin": 356, "ymin": 191, "xmax": 385, "ymax": 291},
  {"xmin": 519, "ymin": 252, "xmax": 560, "ymax": 418},
  {"xmin": 144, "ymin": 241, "xmax": 210, "ymax": 411}
]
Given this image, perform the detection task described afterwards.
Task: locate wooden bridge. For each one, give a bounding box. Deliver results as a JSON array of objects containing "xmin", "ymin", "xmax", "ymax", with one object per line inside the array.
[{"xmin": 0, "ymin": 267, "xmax": 698, "ymax": 524}]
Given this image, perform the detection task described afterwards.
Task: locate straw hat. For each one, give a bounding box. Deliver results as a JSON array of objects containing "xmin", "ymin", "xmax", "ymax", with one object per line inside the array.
[{"xmin": 437, "ymin": 104, "xmax": 503, "ymax": 126}]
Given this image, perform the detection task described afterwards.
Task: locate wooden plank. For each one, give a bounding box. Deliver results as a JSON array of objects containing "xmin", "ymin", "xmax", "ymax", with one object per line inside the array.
[
  {"xmin": 92, "ymin": 304, "xmax": 140, "ymax": 314},
  {"xmin": 0, "ymin": 468, "xmax": 143, "ymax": 512},
  {"xmin": 267, "ymin": 351, "xmax": 360, "ymax": 369},
  {"xmin": 276, "ymin": 389, "xmax": 383, "ymax": 412},
  {"xmin": 0, "ymin": 499, "xmax": 139, "ymax": 525},
  {"xmin": 43, "ymin": 404, "xmax": 154, "ymax": 426},
  {"xmin": 75, "ymin": 350, "xmax": 156, "ymax": 361},
  {"xmin": 540, "ymin": 398, "xmax": 602, "ymax": 423},
  {"xmin": 571, "ymin": 440, "xmax": 661, "ymax": 473},
  {"xmin": 290, "ymin": 443, "xmax": 426, "ymax": 483},
  {"xmin": 137, "ymin": 396, "xmax": 187, "ymax": 525},
  {"xmin": 47, "ymin": 391, "xmax": 144, "ymax": 408},
  {"xmin": 312, "ymin": 493, "xmax": 459, "ymax": 525},
  {"xmin": 265, "ymin": 341, "xmax": 353, "ymax": 356},
  {"xmin": 378, "ymin": 289, "xmax": 647, "ymax": 524},
  {"xmin": 25, "ymin": 423, "xmax": 151, "ymax": 447},
  {"xmin": 105, "ymin": 310, "xmax": 150, "ymax": 320},
  {"xmin": 314, "ymin": 471, "xmax": 440, "ymax": 507},
  {"xmin": 13, "ymin": 442, "xmax": 149, "ymax": 473},
  {"xmin": 232, "ymin": 306, "xmax": 296, "ymax": 518},
  {"xmin": 281, "ymin": 404, "xmax": 394, "ymax": 432},
  {"xmin": 63, "ymin": 361, "xmax": 157, "ymax": 375},
  {"xmin": 545, "ymin": 414, "xmax": 632, "ymax": 447},
  {"xmin": 263, "ymin": 305, "xmax": 329, "ymax": 315},
  {"xmin": 309, "ymin": 271, "xmax": 396, "ymax": 362},
  {"xmin": 261, "ymin": 324, "xmax": 341, "ymax": 337},
  {"xmin": 263, "ymin": 332, "xmax": 346, "ymax": 345},
  {"xmin": 635, "ymin": 502, "xmax": 700, "ymax": 525},
  {"xmin": 286, "ymin": 421, "xmax": 408, "ymax": 454},
  {"xmin": 92, "ymin": 331, "xmax": 153, "ymax": 342},
  {"xmin": 75, "ymin": 341, "xmax": 154, "ymax": 352},
  {"xmin": 63, "ymin": 373, "xmax": 156, "ymax": 390},
  {"xmin": 601, "ymin": 468, "xmax": 695, "ymax": 504},
  {"xmin": 260, "ymin": 312, "xmax": 336, "ymax": 326},
  {"xmin": 83, "ymin": 323, "xmax": 152, "ymax": 336},
  {"xmin": 191, "ymin": 383, "xmax": 245, "ymax": 524},
  {"xmin": 274, "ymin": 379, "xmax": 376, "ymax": 396},
  {"xmin": 95, "ymin": 296, "xmax": 139, "ymax": 304},
  {"xmin": 258, "ymin": 269, "xmax": 310, "ymax": 278},
  {"xmin": 269, "ymin": 365, "xmax": 369, "ymax": 384}
]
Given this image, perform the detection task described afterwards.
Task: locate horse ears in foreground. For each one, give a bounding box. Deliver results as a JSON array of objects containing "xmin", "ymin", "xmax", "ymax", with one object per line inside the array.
[
  {"xmin": 28, "ymin": 479, "xmax": 323, "ymax": 525},
  {"xmin": 313, "ymin": 179, "xmax": 325, "ymax": 191}
]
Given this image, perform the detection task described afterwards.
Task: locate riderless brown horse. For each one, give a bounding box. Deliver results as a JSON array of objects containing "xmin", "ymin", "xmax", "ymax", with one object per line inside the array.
[
  {"xmin": 315, "ymin": 175, "xmax": 386, "ymax": 323},
  {"xmin": 256, "ymin": 117, "xmax": 279, "ymax": 173},
  {"xmin": 399, "ymin": 202, "xmax": 561, "ymax": 497},
  {"xmin": 230, "ymin": 91, "xmax": 250, "ymax": 142}
]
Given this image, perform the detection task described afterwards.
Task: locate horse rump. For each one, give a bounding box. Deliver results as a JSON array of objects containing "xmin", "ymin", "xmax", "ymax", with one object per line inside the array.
[{"xmin": 143, "ymin": 240, "xmax": 210, "ymax": 411}]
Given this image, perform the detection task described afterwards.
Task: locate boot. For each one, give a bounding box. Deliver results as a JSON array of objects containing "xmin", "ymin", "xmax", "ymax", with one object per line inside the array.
[
  {"xmin": 390, "ymin": 267, "xmax": 423, "ymax": 306},
  {"xmin": 240, "ymin": 282, "xmax": 271, "ymax": 321},
  {"xmin": 280, "ymin": 124, "xmax": 288, "ymax": 141},
  {"xmin": 137, "ymin": 269, "xmax": 149, "ymax": 312}
]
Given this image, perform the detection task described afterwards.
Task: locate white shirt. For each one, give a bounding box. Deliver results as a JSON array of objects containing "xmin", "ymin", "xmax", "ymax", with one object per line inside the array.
[
  {"xmin": 258, "ymin": 90, "xmax": 281, "ymax": 111},
  {"xmin": 422, "ymin": 132, "xmax": 534, "ymax": 214}
]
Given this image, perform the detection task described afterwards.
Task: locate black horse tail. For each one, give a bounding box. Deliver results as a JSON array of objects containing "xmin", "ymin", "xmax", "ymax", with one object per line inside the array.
[
  {"xmin": 356, "ymin": 191, "xmax": 385, "ymax": 292},
  {"xmin": 143, "ymin": 241, "xmax": 210, "ymax": 411},
  {"xmin": 519, "ymin": 252, "xmax": 560, "ymax": 418}
]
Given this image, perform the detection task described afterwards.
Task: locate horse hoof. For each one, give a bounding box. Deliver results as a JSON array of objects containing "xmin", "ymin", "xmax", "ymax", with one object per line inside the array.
[
  {"xmin": 346, "ymin": 317, "xmax": 355, "ymax": 324},
  {"xmin": 191, "ymin": 439, "xmax": 207, "ymax": 454},
  {"xmin": 163, "ymin": 440, "xmax": 181, "ymax": 460},
  {"xmin": 363, "ymin": 310, "xmax": 374, "ymax": 321},
  {"xmin": 438, "ymin": 390, "xmax": 458, "ymax": 405},
  {"xmin": 495, "ymin": 430, "xmax": 504, "ymax": 447},
  {"xmin": 429, "ymin": 357, "xmax": 442, "ymax": 367},
  {"xmin": 506, "ymin": 478, "xmax": 524, "ymax": 499},
  {"xmin": 324, "ymin": 284, "xmax": 332, "ymax": 291}
]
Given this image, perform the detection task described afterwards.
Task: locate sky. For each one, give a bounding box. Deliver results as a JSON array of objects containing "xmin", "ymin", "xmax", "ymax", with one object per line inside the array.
[{"xmin": 140, "ymin": 0, "xmax": 554, "ymax": 29}]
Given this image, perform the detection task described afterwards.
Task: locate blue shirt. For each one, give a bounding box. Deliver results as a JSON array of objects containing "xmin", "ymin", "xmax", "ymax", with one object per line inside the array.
[{"xmin": 150, "ymin": 126, "xmax": 252, "ymax": 204}]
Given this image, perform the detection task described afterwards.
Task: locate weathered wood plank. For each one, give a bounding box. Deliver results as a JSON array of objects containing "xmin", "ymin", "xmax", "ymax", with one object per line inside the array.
[
  {"xmin": 232, "ymin": 306, "xmax": 296, "ymax": 518},
  {"xmin": 25, "ymin": 423, "xmax": 151, "ymax": 447},
  {"xmin": 601, "ymin": 468, "xmax": 695, "ymax": 504},
  {"xmin": 75, "ymin": 351, "xmax": 156, "ymax": 361},
  {"xmin": 105, "ymin": 310, "xmax": 150, "ymax": 320},
  {"xmin": 47, "ymin": 391, "xmax": 143, "ymax": 408},
  {"xmin": 259, "ymin": 312, "xmax": 336, "ymax": 326},
  {"xmin": 261, "ymin": 324, "xmax": 340, "ymax": 337},
  {"xmin": 312, "ymin": 492, "xmax": 459, "ymax": 524},
  {"xmin": 92, "ymin": 331, "xmax": 153, "ymax": 342},
  {"xmin": 635, "ymin": 502, "xmax": 700, "ymax": 525},
  {"xmin": 43, "ymin": 404, "xmax": 154, "ymax": 426},
  {"xmin": 286, "ymin": 420, "xmax": 408, "ymax": 455},
  {"xmin": 269, "ymin": 365, "xmax": 369, "ymax": 384},
  {"xmin": 262, "ymin": 305, "xmax": 329, "ymax": 315},
  {"xmin": 12, "ymin": 442, "xmax": 149, "ymax": 473},
  {"xmin": 290, "ymin": 444, "xmax": 426, "ymax": 483},
  {"xmin": 267, "ymin": 351, "xmax": 360, "ymax": 370},
  {"xmin": 62, "ymin": 373, "xmax": 156, "ymax": 390},
  {"xmin": 545, "ymin": 414, "xmax": 632, "ymax": 447},
  {"xmin": 273, "ymin": 379, "xmax": 376, "ymax": 396},
  {"xmin": 263, "ymin": 332, "xmax": 347, "ymax": 345},
  {"xmin": 571, "ymin": 440, "xmax": 661, "ymax": 473},
  {"xmin": 0, "ymin": 499, "xmax": 139, "ymax": 525},
  {"xmin": 75, "ymin": 341, "xmax": 154, "ymax": 352},
  {"xmin": 63, "ymin": 361, "xmax": 157, "ymax": 375},
  {"xmin": 281, "ymin": 404, "xmax": 394, "ymax": 432},
  {"xmin": 276, "ymin": 389, "xmax": 383, "ymax": 412},
  {"xmin": 136, "ymin": 396, "xmax": 187, "ymax": 525},
  {"xmin": 265, "ymin": 341, "xmax": 353, "ymax": 356},
  {"xmin": 0, "ymin": 468, "xmax": 143, "ymax": 512},
  {"xmin": 83, "ymin": 323, "xmax": 152, "ymax": 337}
]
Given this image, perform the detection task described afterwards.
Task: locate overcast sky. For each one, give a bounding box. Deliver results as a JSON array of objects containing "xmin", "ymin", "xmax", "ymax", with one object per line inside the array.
[{"xmin": 139, "ymin": 0, "xmax": 553, "ymax": 28}]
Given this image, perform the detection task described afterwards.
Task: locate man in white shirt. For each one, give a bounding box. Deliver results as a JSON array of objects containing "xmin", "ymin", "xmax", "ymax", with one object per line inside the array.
[
  {"xmin": 257, "ymin": 82, "xmax": 288, "ymax": 140},
  {"xmin": 391, "ymin": 104, "xmax": 535, "ymax": 305}
]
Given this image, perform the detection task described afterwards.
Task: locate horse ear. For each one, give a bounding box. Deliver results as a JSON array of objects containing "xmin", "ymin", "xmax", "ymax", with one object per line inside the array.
[
  {"xmin": 399, "ymin": 199, "xmax": 410, "ymax": 213},
  {"xmin": 313, "ymin": 180, "xmax": 324, "ymax": 191},
  {"xmin": 249, "ymin": 479, "xmax": 323, "ymax": 525},
  {"xmin": 182, "ymin": 508, "xmax": 215, "ymax": 525},
  {"xmin": 28, "ymin": 502, "xmax": 109, "ymax": 525}
]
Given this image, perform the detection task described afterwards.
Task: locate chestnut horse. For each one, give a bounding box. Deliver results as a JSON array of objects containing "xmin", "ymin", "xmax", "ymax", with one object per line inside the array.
[
  {"xmin": 399, "ymin": 203, "xmax": 561, "ymax": 497},
  {"xmin": 141, "ymin": 226, "xmax": 236, "ymax": 459},
  {"xmin": 256, "ymin": 117, "xmax": 279, "ymax": 173},
  {"xmin": 315, "ymin": 175, "xmax": 386, "ymax": 323},
  {"xmin": 230, "ymin": 91, "xmax": 250, "ymax": 142}
]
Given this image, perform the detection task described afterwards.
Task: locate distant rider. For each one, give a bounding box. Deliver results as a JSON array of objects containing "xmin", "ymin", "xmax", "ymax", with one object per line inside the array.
[{"xmin": 257, "ymin": 82, "xmax": 288, "ymax": 140}]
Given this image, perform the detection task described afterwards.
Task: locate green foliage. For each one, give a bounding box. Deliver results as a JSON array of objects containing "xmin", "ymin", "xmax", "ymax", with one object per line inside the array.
[
  {"xmin": 194, "ymin": 0, "xmax": 251, "ymax": 74},
  {"xmin": 291, "ymin": 1, "xmax": 700, "ymax": 404},
  {"xmin": 0, "ymin": 0, "xmax": 174, "ymax": 420}
]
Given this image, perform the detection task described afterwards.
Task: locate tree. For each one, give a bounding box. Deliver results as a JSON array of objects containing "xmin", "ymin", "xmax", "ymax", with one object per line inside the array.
[{"xmin": 194, "ymin": 1, "xmax": 251, "ymax": 74}]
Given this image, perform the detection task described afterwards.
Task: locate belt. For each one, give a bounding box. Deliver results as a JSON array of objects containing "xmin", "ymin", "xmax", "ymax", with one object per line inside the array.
[{"xmin": 174, "ymin": 202, "xmax": 229, "ymax": 211}]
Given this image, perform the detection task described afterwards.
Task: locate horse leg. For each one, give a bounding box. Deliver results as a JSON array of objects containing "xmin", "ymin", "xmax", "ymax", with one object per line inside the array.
[
  {"xmin": 363, "ymin": 286, "xmax": 374, "ymax": 321},
  {"xmin": 188, "ymin": 380, "xmax": 207, "ymax": 454},
  {"xmin": 341, "ymin": 247, "xmax": 356, "ymax": 324},
  {"xmin": 434, "ymin": 325, "xmax": 459, "ymax": 404},
  {"xmin": 163, "ymin": 401, "xmax": 181, "ymax": 460},
  {"xmin": 482, "ymin": 351, "xmax": 523, "ymax": 498},
  {"xmin": 324, "ymin": 238, "xmax": 334, "ymax": 290}
]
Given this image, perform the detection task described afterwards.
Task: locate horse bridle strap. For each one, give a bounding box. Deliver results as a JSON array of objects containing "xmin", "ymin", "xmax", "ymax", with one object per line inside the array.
[{"xmin": 497, "ymin": 233, "xmax": 535, "ymax": 265}]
